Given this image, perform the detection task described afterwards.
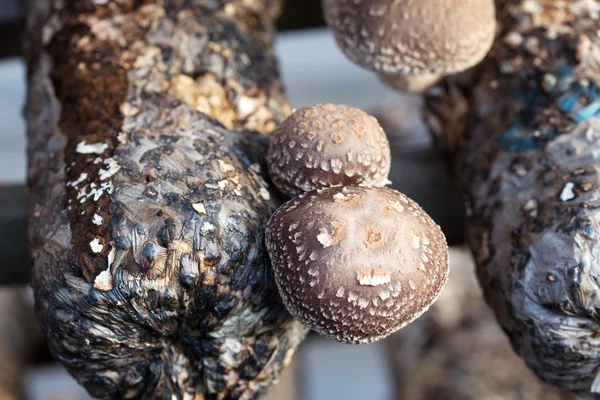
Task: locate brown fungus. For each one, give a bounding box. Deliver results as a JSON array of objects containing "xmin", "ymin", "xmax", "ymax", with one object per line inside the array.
[
  {"xmin": 322, "ymin": 0, "xmax": 496, "ymax": 92},
  {"xmin": 267, "ymin": 104, "xmax": 391, "ymax": 197},
  {"xmin": 265, "ymin": 186, "xmax": 449, "ymax": 344}
]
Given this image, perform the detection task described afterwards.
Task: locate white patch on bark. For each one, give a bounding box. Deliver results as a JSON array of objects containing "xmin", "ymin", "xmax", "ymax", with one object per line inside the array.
[
  {"xmin": 259, "ymin": 187, "xmax": 271, "ymax": 200},
  {"xmin": 92, "ymin": 214, "xmax": 103, "ymax": 226},
  {"xmin": 68, "ymin": 172, "xmax": 88, "ymax": 187},
  {"xmin": 90, "ymin": 238, "xmax": 103, "ymax": 253},
  {"xmin": 76, "ymin": 141, "xmax": 109, "ymax": 154},
  {"xmin": 560, "ymin": 182, "xmax": 576, "ymax": 201},
  {"xmin": 192, "ymin": 203, "xmax": 206, "ymax": 215},
  {"xmin": 201, "ymin": 222, "xmax": 215, "ymax": 233},
  {"xmin": 99, "ymin": 158, "xmax": 120, "ymax": 180}
]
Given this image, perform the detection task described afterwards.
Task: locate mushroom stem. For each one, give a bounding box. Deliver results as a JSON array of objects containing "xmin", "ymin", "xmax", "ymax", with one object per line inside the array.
[
  {"xmin": 378, "ymin": 73, "xmax": 442, "ymax": 94},
  {"xmin": 425, "ymin": 0, "xmax": 600, "ymax": 394}
]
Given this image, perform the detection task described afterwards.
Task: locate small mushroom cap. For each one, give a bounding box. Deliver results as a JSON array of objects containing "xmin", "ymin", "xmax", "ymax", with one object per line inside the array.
[
  {"xmin": 267, "ymin": 104, "xmax": 391, "ymax": 197},
  {"xmin": 266, "ymin": 186, "xmax": 449, "ymax": 344},
  {"xmin": 322, "ymin": 0, "xmax": 496, "ymax": 77}
]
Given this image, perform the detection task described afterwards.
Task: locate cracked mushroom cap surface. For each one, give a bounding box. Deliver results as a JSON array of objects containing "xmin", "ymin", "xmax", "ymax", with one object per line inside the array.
[
  {"xmin": 322, "ymin": 0, "xmax": 496, "ymax": 77},
  {"xmin": 267, "ymin": 104, "xmax": 391, "ymax": 197},
  {"xmin": 265, "ymin": 186, "xmax": 449, "ymax": 344}
]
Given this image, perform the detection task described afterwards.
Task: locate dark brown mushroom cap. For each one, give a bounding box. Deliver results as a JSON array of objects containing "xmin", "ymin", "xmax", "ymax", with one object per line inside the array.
[
  {"xmin": 322, "ymin": 0, "xmax": 496, "ymax": 77},
  {"xmin": 265, "ymin": 186, "xmax": 449, "ymax": 344},
  {"xmin": 267, "ymin": 104, "xmax": 391, "ymax": 197}
]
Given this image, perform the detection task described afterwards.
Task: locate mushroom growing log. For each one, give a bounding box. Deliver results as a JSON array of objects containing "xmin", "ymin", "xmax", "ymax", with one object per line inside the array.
[
  {"xmin": 387, "ymin": 248, "xmax": 578, "ymax": 400},
  {"xmin": 425, "ymin": 0, "xmax": 600, "ymax": 394},
  {"xmin": 24, "ymin": 0, "xmax": 307, "ymax": 399}
]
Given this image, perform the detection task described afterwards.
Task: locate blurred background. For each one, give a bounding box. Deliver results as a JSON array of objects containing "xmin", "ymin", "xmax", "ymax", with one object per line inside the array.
[{"xmin": 0, "ymin": 1, "xmax": 580, "ymax": 399}]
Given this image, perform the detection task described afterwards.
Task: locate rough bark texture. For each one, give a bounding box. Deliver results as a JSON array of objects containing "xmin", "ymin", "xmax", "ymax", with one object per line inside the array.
[
  {"xmin": 387, "ymin": 248, "xmax": 579, "ymax": 400},
  {"xmin": 0, "ymin": 287, "xmax": 40, "ymax": 400},
  {"xmin": 425, "ymin": 0, "xmax": 600, "ymax": 393},
  {"xmin": 24, "ymin": 0, "xmax": 308, "ymax": 399}
]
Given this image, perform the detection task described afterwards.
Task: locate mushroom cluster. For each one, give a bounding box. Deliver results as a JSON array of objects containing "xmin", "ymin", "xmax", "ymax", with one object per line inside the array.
[
  {"xmin": 322, "ymin": 0, "xmax": 496, "ymax": 92},
  {"xmin": 266, "ymin": 104, "xmax": 448, "ymax": 344}
]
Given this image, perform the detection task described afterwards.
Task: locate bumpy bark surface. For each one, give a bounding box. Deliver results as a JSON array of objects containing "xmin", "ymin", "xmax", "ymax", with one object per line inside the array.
[
  {"xmin": 425, "ymin": 0, "xmax": 600, "ymax": 393},
  {"xmin": 24, "ymin": 0, "xmax": 307, "ymax": 399},
  {"xmin": 387, "ymin": 248, "xmax": 578, "ymax": 400}
]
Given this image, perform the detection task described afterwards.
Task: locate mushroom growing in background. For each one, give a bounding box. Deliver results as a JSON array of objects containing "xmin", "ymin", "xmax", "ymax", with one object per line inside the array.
[
  {"xmin": 266, "ymin": 186, "xmax": 449, "ymax": 344},
  {"xmin": 267, "ymin": 104, "xmax": 391, "ymax": 197},
  {"xmin": 322, "ymin": 0, "xmax": 496, "ymax": 92}
]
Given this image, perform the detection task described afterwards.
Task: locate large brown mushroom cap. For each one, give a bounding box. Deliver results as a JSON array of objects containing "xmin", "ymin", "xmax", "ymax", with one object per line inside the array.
[
  {"xmin": 265, "ymin": 186, "xmax": 449, "ymax": 344},
  {"xmin": 267, "ymin": 104, "xmax": 391, "ymax": 197},
  {"xmin": 322, "ymin": 0, "xmax": 496, "ymax": 77}
]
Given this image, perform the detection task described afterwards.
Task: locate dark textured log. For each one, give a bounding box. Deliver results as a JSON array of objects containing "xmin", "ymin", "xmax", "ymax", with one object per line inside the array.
[
  {"xmin": 24, "ymin": 0, "xmax": 307, "ymax": 399},
  {"xmin": 425, "ymin": 0, "xmax": 600, "ymax": 394},
  {"xmin": 387, "ymin": 248, "xmax": 579, "ymax": 400},
  {"xmin": 0, "ymin": 0, "xmax": 325, "ymax": 59}
]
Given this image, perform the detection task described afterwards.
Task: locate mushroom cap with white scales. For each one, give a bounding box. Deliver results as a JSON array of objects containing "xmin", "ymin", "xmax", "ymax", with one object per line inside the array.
[
  {"xmin": 265, "ymin": 186, "xmax": 449, "ymax": 344},
  {"xmin": 267, "ymin": 104, "xmax": 391, "ymax": 197},
  {"xmin": 322, "ymin": 0, "xmax": 496, "ymax": 92}
]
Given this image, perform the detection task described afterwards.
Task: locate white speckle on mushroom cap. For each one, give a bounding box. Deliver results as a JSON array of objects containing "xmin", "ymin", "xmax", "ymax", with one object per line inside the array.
[
  {"xmin": 265, "ymin": 186, "xmax": 449, "ymax": 344},
  {"xmin": 267, "ymin": 104, "xmax": 391, "ymax": 197},
  {"xmin": 322, "ymin": 0, "xmax": 496, "ymax": 78},
  {"xmin": 317, "ymin": 229, "xmax": 334, "ymax": 248},
  {"xmin": 411, "ymin": 235, "xmax": 421, "ymax": 249},
  {"xmin": 357, "ymin": 267, "xmax": 392, "ymax": 286}
]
